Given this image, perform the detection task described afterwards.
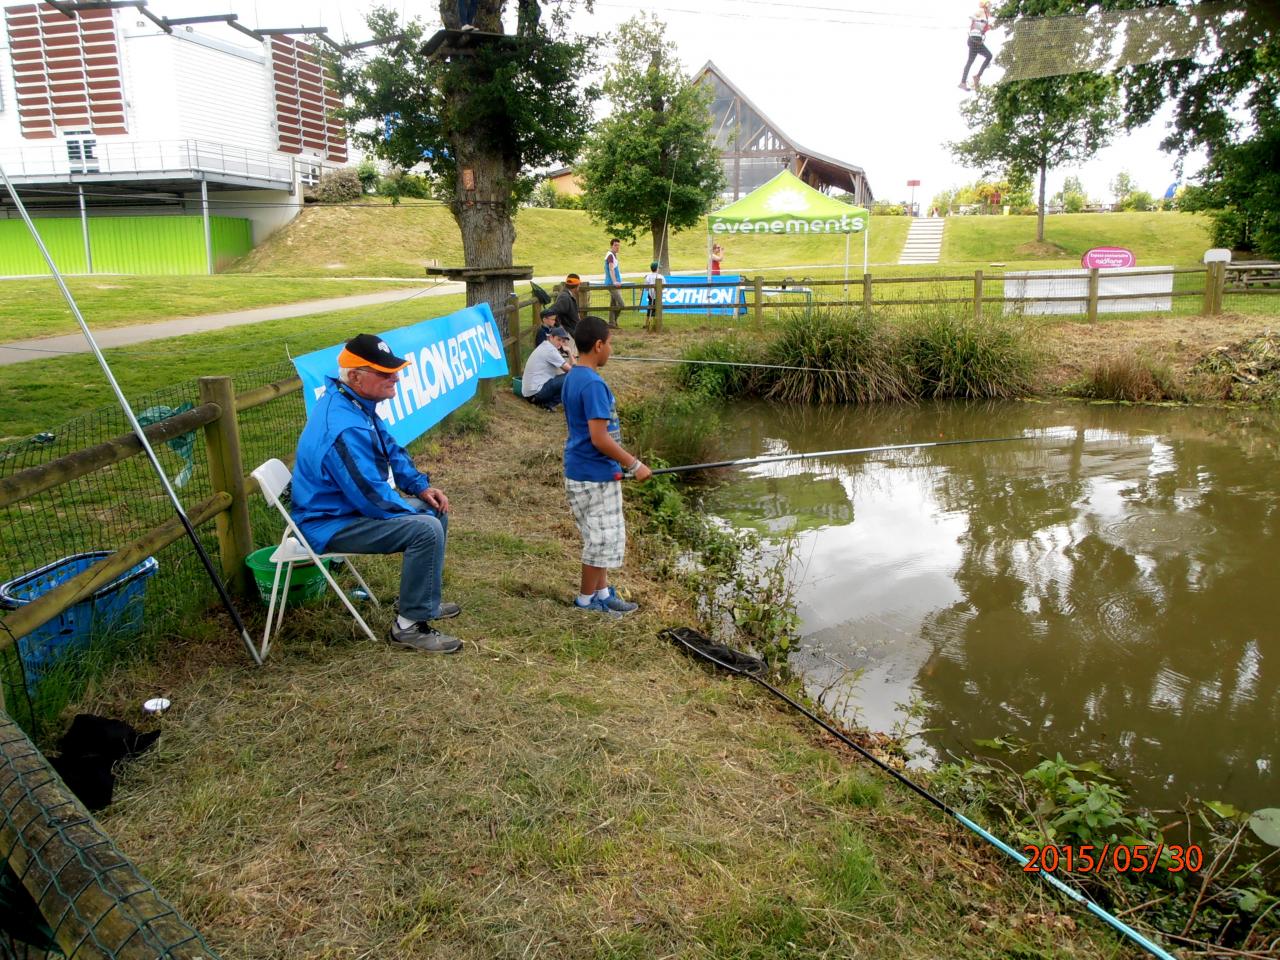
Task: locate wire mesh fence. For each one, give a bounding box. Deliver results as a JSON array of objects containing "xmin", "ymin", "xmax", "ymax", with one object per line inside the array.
[
  {"xmin": 0, "ymin": 362, "xmax": 307, "ymax": 729},
  {"xmin": 0, "ymin": 711, "xmax": 220, "ymax": 959}
]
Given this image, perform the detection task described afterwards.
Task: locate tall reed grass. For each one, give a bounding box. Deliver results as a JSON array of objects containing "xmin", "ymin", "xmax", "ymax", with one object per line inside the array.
[
  {"xmin": 898, "ymin": 310, "xmax": 1037, "ymax": 400},
  {"xmin": 677, "ymin": 307, "xmax": 1038, "ymax": 404},
  {"xmin": 1077, "ymin": 354, "xmax": 1181, "ymax": 402},
  {"xmin": 763, "ymin": 309, "xmax": 912, "ymax": 404}
]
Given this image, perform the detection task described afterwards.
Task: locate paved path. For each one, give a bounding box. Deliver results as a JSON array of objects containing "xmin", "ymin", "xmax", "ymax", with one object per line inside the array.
[{"xmin": 0, "ymin": 286, "xmax": 456, "ymax": 366}]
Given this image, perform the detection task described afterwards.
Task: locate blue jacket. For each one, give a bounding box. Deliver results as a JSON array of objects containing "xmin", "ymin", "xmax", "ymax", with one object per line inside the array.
[{"xmin": 290, "ymin": 377, "xmax": 431, "ymax": 552}]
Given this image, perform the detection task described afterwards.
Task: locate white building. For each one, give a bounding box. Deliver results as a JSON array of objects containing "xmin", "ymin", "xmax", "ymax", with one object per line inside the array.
[{"xmin": 0, "ymin": 2, "xmax": 352, "ymax": 272}]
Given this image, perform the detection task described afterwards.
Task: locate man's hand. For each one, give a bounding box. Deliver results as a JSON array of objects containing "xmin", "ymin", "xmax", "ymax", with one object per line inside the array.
[
  {"xmin": 419, "ymin": 487, "xmax": 450, "ymax": 513},
  {"xmin": 633, "ymin": 462, "xmax": 652, "ymax": 481}
]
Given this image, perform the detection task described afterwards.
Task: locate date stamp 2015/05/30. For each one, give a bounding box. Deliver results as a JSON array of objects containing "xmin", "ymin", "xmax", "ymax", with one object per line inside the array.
[{"xmin": 1022, "ymin": 844, "xmax": 1203, "ymax": 875}]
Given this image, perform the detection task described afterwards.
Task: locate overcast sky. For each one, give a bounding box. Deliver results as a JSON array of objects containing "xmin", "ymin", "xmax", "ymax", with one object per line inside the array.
[{"xmin": 206, "ymin": 0, "xmax": 1205, "ymax": 205}]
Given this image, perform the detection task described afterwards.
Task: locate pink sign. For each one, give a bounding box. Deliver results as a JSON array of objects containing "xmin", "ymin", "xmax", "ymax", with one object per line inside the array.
[{"xmin": 1081, "ymin": 246, "xmax": 1136, "ymax": 269}]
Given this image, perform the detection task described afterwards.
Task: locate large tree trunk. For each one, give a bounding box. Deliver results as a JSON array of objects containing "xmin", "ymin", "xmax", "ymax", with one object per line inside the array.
[
  {"xmin": 451, "ymin": 135, "xmax": 518, "ymax": 335},
  {"xmin": 441, "ymin": 0, "xmax": 519, "ymax": 335},
  {"xmin": 650, "ymin": 217, "xmax": 670, "ymax": 274},
  {"xmin": 1036, "ymin": 160, "xmax": 1047, "ymax": 243}
]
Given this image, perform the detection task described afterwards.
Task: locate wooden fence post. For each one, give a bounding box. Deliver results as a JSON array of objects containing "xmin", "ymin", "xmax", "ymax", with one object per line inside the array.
[
  {"xmin": 753, "ymin": 276, "xmax": 764, "ymax": 328},
  {"xmin": 577, "ymin": 280, "xmax": 591, "ymax": 317},
  {"xmin": 862, "ymin": 272, "xmax": 873, "ymax": 316},
  {"xmin": 973, "ymin": 269, "xmax": 984, "ymax": 321},
  {"xmin": 199, "ymin": 376, "xmax": 253, "ymax": 593},
  {"xmin": 1086, "ymin": 267, "xmax": 1100, "ymax": 322},
  {"xmin": 1213, "ymin": 261, "xmax": 1227, "ymax": 315},
  {"xmin": 652, "ymin": 276, "xmax": 663, "ymax": 332}
]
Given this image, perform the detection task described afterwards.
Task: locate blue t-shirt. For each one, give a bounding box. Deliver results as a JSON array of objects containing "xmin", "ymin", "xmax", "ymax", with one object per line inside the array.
[{"xmin": 562, "ymin": 365, "xmax": 621, "ymax": 482}]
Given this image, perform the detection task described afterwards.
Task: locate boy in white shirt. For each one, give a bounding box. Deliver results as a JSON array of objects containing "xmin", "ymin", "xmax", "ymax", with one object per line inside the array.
[
  {"xmin": 521, "ymin": 326, "xmax": 574, "ymax": 409},
  {"xmin": 642, "ymin": 260, "xmax": 663, "ymax": 328}
]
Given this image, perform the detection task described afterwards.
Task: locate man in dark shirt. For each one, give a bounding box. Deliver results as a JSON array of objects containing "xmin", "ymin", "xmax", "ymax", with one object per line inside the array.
[{"xmin": 538, "ymin": 273, "xmax": 581, "ymax": 344}]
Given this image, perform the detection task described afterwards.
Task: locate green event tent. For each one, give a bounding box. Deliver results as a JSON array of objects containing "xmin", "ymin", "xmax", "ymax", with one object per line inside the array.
[{"xmin": 707, "ymin": 169, "xmax": 871, "ymax": 278}]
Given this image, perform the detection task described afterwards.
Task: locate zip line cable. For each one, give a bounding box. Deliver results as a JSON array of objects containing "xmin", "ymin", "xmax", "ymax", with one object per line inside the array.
[
  {"xmin": 0, "ymin": 166, "xmax": 264, "ymax": 667},
  {"xmin": 662, "ymin": 627, "xmax": 1178, "ymax": 960}
]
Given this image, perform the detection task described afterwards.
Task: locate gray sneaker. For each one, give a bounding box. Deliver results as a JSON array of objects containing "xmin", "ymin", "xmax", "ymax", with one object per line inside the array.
[
  {"xmin": 388, "ymin": 621, "xmax": 462, "ymax": 653},
  {"xmin": 393, "ymin": 600, "xmax": 462, "ymax": 620}
]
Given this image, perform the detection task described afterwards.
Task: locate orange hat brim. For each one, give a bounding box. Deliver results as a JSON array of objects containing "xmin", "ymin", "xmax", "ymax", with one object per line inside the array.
[{"xmin": 337, "ymin": 347, "xmax": 409, "ymax": 373}]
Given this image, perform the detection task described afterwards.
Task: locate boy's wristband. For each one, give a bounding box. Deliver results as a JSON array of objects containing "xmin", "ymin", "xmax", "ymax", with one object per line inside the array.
[{"xmin": 621, "ymin": 459, "xmax": 641, "ymax": 479}]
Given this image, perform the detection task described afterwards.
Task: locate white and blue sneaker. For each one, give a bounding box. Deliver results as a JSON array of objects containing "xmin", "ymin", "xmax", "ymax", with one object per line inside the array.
[
  {"xmin": 599, "ymin": 587, "xmax": 638, "ymax": 614},
  {"xmin": 574, "ymin": 596, "xmax": 623, "ymax": 618}
]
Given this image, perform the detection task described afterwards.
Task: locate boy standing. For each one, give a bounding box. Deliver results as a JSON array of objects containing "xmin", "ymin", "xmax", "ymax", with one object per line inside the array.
[
  {"xmin": 561, "ymin": 316, "xmax": 651, "ymax": 616},
  {"xmin": 603, "ymin": 239, "xmax": 624, "ymax": 328}
]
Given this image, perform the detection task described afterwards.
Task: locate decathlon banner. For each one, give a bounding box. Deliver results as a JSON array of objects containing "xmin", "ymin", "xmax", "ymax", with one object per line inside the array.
[
  {"xmin": 640, "ymin": 274, "xmax": 747, "ymax": 316},
  {"xmin": 292, "ymin": 303, "xmax": 508, "ymax": 447}
]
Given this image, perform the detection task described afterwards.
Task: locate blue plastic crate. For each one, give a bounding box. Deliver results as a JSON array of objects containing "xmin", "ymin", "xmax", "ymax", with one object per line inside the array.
[{"xmin": 0, "ymin": 551, "xmax": 159, "ymax": 690}]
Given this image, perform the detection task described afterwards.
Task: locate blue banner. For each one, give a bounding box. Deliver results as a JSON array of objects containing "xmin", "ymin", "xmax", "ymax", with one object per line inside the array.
[
  {"xmin": 640, "ymin": 273, "xmax": 746, "ymax": 316},
  {"xmin": 292, "ymin": 304, "xmax": 509, "ymax": 447}
]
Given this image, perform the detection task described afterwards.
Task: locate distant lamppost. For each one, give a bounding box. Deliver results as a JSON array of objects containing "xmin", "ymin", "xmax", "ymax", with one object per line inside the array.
[{"xmin": 907, "ymin": 179, "xmax": 921, "ymax": 217}]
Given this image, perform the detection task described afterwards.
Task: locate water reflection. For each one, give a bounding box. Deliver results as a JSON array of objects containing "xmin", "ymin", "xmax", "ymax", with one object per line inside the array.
[{"xmin": 702, "ymin": 401, "xmax": 1280, "ymax": 812}]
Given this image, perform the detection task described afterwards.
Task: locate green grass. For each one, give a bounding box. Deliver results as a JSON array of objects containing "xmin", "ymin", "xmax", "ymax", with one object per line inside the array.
[
  {"xmin": 0, "ymin": 293, "xmax": 467, "ymax": 439},
  {"xmin": 0, "ymin": 275, "xmax": 412, "ymax": 341},
  {"xmin": 228, "ymin": 198, "xmax": 912, "ymax": 278},
  {"xmin": 942, "ymin": 211, "xmax": 1213, "ymax": 265}
]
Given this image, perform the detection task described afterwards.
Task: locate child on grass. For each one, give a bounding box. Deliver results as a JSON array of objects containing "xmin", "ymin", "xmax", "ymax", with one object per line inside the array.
[{"xmin": 561, "ymin": 316, "xmax": 652, "ymax": 616}]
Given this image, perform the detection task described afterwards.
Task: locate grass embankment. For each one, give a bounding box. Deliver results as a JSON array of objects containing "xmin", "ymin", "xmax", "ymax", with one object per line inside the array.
[
  {"xmin": 230, "ymin": 201, "xmax": 1211, "ymax": 278},
  {"xmin": 942, "ymin": 212, "xmax": 1212, "ymax": 265},
  {"xmin": 0, "ymin": 276, "xmax": 414, "ymax": 342},
  {"xmin": 228, "ymin": 199, "xmax": 912, "ymax": 277},
  {"xmin": 62, "ymin": 348, "xmax": 1136, "ymax": 959}
]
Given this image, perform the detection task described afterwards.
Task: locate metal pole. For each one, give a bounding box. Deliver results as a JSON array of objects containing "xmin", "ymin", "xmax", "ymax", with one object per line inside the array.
[
  {"xmin": 0, "ymin": 166, "xmax": 263, "ymax": 665},
  {"xmin": 78, "ymin": 184, "xmax": 92, "ymax": 273},
  {"xmin": 201, "ymin": 179, "xmax": 213, "ymax": 275},
  {"xmin": 844, "ymin": 232, "xmax": 850, "ymax": 300}
]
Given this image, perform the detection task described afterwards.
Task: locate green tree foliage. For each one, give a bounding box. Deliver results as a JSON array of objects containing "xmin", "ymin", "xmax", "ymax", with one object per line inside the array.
[
  {"xmin": 328, "ymin": 3, "xmax": 596, "ymax": 316},
  {"xmin": 952, "ymin": 2, "xmax": 1120, "ymax": 240},
  {"xmin": 578, "ymin": 14, "xmax": 725, "ymax": 272},
  {"xmin": 1054, "ymin": 174, "xmax": 1088, "ymax": 212},
  {"xmin": 1109, "ymin": 170, "xmax": 1136, "ymax": 205},
  {"xmin": 1179, "ymin": 126, "xmax": 1280, "ymax": 256},
  {"xmin": 1105, "ymin": 1, "xmax": 1278, "ymax": 254},
  {"xmin": 932, "ymin": 177, "xmax": 1030, "ymax": 213}
]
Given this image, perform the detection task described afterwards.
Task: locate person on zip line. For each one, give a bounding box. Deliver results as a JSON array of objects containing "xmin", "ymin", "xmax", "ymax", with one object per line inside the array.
[{"xmin": 960, "ymin": 1, "xmax": 994, "ymax": 91}]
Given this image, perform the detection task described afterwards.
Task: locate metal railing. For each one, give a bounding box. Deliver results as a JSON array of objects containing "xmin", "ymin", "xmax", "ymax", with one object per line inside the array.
[{"xmin": 0, "ymin": 138, "xmax": 297, "ymax": 184}]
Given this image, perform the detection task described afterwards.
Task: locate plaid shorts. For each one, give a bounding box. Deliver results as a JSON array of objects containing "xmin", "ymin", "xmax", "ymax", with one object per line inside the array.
[{"xmin": 565, "ymin": 478, "xmax": 626, "ymax": 569}]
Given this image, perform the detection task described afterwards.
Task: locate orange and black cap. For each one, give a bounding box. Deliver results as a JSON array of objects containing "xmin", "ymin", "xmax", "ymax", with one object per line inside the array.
[{"xmin": 337, "ymin": 333, "xmax": 409, "ymax": 374}]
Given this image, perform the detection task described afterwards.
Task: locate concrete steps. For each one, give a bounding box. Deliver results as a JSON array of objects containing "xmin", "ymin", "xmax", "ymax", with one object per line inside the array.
[{"xmin": 898, "ymin": 217, "xmax": 946, "ymax": 265}]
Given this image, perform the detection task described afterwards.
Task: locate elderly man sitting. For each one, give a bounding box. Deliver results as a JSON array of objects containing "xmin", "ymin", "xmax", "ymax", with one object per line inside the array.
[{"xmin": 290, "ymin": 334, "xmax": 462, "ymax": 654}]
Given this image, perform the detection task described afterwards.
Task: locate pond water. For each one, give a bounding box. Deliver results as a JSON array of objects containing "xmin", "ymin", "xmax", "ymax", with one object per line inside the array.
[{"xmin": 700, "ymin": 399, "xmax": 1279, "ymax": 813}]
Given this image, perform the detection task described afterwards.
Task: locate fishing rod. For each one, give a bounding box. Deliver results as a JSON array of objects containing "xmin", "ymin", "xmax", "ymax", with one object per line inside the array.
[
  {"xmin": 649, "ymin": 434, "xmax": 1036, "ymax": 476},
  {"xmin": 0, "ymin": 166, "xmax": 263, "ymax": 666},
  {"xmin": 662, "ymin": 627, "xmax": 1178, "ymax": 960}
]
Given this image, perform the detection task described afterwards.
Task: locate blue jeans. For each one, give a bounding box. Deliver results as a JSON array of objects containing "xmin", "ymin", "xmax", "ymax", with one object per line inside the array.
[
  {"xmin": 326, "ymin": 510, "xmax": 448, "ymax": 622},
  {"xmin": 530, "ymin": 373, "xmax": 565, "ymax": 408}
]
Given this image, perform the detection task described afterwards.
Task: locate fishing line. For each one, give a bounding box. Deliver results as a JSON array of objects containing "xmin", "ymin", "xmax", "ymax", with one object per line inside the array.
[
  {"xmin": 613, "ymin": 354, "xmax": 848, "ymax": 375},
  {"xmin": 662, "ymin": 627, "xmax": 1178, "ymax": 960},
  {"xmin": 0, "ymin": 166, "xmax": 264, "ymax": 666},
  {"xmin": 648, "ymin": 434, "xmax": 1045, "ymax": 476}
]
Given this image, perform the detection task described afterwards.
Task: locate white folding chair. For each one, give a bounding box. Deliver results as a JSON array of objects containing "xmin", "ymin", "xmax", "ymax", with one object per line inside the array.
[{"xmin": 250, "ymin": 458, "xmax": 381, "ymax": 660}]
